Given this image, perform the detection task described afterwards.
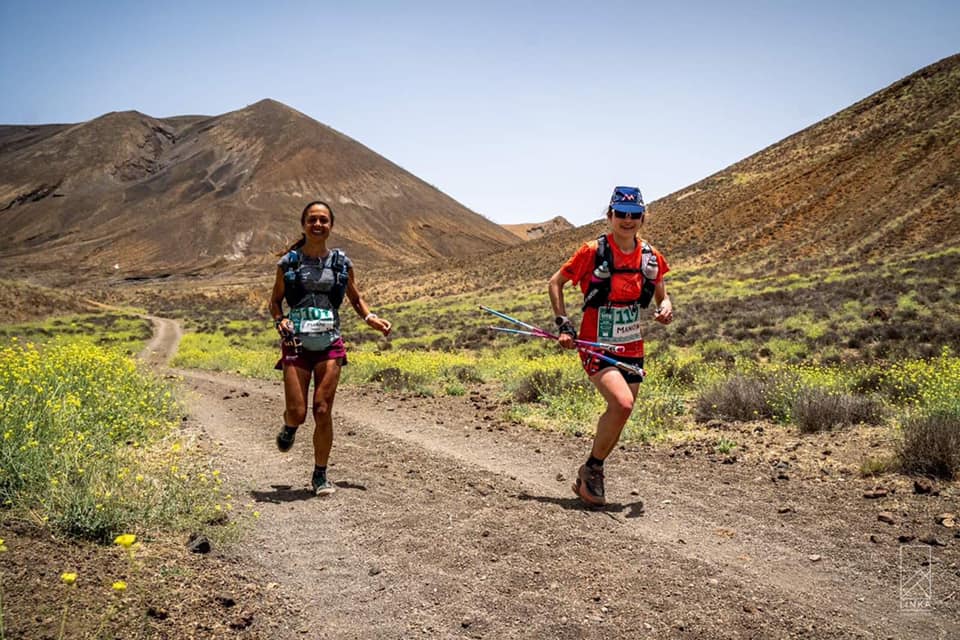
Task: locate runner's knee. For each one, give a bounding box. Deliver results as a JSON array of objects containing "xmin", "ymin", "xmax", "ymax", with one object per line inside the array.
[
  {"xmin": 285, "ymin": 405, "xmax": 308, "ymax": 425},
  {"xmin": 312, "ymin": 400, "xmax": 332, "ymax": 419},
  {"xmin": 607, "ymin": 396, "xmax": 634, "ymax": 420}
]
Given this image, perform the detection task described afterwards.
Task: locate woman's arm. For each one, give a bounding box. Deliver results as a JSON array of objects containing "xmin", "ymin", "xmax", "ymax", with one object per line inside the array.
[
  {"xmin": 548, "ymin": 269, "xmax": 576, "ymax": 348},
  {"xmin": 345, "ymin": 267, "xmax": 392, "ymax": 336},
  {"xmin": 269, "ymin": 267, "xmax": 293, "ymax": 334}
]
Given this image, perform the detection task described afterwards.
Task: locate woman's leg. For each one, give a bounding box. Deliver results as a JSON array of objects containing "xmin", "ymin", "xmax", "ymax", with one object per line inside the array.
[
  {"xmin": 589, "ymin": 369, "xmax": 640, "ymax": 460},
  {"xmin": 574, "ymin": 368, "xmax": 641, "ymax": 506},
  {"xmin": 310, "ymin": 358, "xmax": 342, "ymax": 467},
  {"xmin": 283, "ymin": 364, "xmax": 312, "ymax": 427},
  {"xmin": 277, "ymin": 364, "xmax": 312, "ymax": 451}
]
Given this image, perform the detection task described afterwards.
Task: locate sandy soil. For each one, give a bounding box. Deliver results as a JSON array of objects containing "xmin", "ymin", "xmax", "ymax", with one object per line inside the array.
[{"xmin": 145, "ymin": 316, "xmax": 958, "ymax": 639}]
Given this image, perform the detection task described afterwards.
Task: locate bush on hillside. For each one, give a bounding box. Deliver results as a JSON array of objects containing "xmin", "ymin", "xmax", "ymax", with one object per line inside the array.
[
  {"xmin": 897, "ymin": 409, "xmax": 960, "ymax": 479},
  {"xmin": 791, "ymin": 387, "xmax": 885, "ymax": 433},
  {"xmin": 695, "ymin": 375, "xmax": 773, "ymax": 423}
]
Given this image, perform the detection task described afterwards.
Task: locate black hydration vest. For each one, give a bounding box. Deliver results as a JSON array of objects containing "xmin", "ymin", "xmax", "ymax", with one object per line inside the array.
[
  {"xmin": 282, "ymin": 249, "xmax": 350, "ymax": 309},
  {"xmin": 582, "ymin": 235, "xmax": 658, "ymax": 311}
]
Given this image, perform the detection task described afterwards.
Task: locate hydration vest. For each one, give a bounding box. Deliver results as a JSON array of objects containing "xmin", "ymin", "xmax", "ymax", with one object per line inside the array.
[
  {"xmin": 282, "ymin": 248, "xmax": 350, "ymax": 309},
  {"xmin": 582, "ymin": 234, "xmax": 658, "ymax": 311}
]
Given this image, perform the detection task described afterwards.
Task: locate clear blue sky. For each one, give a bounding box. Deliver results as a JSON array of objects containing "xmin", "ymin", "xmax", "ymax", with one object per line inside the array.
[{"xmin": 2, "ymin": 1, "xmax": 957, "ymax": 226}]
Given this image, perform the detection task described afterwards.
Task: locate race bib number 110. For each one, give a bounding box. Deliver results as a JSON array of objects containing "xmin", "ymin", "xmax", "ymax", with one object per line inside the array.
[{"xmin": 597, "ymin": 305, "xmax": 643, "ymax": 344}]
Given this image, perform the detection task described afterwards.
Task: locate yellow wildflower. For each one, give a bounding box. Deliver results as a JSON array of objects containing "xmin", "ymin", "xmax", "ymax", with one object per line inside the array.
[
  {"xmin": 114, "ymin": 534, "xmax": 136, "ymax": 548},
  {"xmin": 0, "ymin": 537, "xmax": 7, "ymax": 552},
  {"xmin": 61, "ymin": 572, "xmax": 78, "ymax": 585},
  {"xmin": 112, "ymin": 581, "xmax": 127, "ymax": 591}
]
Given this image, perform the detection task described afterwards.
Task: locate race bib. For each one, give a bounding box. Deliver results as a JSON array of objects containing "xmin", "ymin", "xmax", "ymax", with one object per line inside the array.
[
  {"xmin": 597, "ymin": 304, "xmax": 643, "ymax": 344},
  {"xmin": 291, "ymin": 307, "xmax": 335, "ymax": 334}
]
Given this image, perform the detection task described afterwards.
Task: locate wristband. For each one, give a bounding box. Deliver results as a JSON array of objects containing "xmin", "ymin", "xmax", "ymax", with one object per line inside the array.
[
  {"xmin": 364, "ymin": 313, "xmax": 377, "ymax": 322},
  {"xmin": 555, "ymin": 315, "xmax": 577, "ymax": 338}
]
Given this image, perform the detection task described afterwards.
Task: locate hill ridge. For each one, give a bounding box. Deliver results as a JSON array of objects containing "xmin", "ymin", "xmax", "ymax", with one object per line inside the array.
[{"xmin": 0, "ymin": 99, "xmax": 520, "ymax": 281}]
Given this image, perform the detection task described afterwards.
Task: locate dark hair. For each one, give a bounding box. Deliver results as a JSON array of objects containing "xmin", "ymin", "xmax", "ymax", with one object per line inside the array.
[
  {"xmin": 300, "ymin": 200, "xmax": 335, "ymax": 226},
  {"xmin": 284, "ymin": 201, "xmax": 335, "ymax": 253}
]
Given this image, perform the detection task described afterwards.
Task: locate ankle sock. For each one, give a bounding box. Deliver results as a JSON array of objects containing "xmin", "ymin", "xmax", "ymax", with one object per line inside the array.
[{"xmin": 586, "ymin": 455, "xmax": 604, "ymax": 469}]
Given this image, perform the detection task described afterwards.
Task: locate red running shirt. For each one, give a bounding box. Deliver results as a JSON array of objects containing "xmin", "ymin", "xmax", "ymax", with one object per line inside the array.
[{"xmin": 559, "ymin": 234, "xmax": 669, "ymax": 358}]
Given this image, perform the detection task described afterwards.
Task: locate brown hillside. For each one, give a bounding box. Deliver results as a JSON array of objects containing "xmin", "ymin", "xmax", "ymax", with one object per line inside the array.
[
  {"xmin": 647, "ymin": 53, "xmax": 960, "ymax": 269},
  {"xmin": 0, "ymin": 100, "xmax": 519, "ymax": 282},
  {"xmin": 502, "ymin": 216, "xmax": 574, "ymax": 241},
  {"xmin": 365, "ymin": 53, "xmax": 960, "ymax": 303}
]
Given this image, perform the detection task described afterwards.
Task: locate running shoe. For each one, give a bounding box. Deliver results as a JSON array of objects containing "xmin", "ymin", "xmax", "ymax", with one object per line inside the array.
[
  {"xmin": 312, "ymin": 469, "xmax": 336, "ymax": 496},
  {"xmin": 276, "ymin": 426, "xmax": 297, "ymax": 452},
  {"xmin": 572, "ymin": 463, "xmax": 605, "ymax": 507}
]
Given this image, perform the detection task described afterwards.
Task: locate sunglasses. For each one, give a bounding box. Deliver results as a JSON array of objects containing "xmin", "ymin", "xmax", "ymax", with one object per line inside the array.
[{"xmin": 612, "ymin": 210, "xmax": 644, "ymax": 220}]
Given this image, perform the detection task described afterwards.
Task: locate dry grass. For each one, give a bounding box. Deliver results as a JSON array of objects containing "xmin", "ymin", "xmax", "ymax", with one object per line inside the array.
[
  {"xmin": 791, "ymin": 387, "xmax": 885, "ymax": 433},
  {"xmin": 694, "ymin": 375, "xmax": 774, "ymax": 423},
  {"xmin": 897, "ymin": 409, "xmax": 960, "ymax": 479}
]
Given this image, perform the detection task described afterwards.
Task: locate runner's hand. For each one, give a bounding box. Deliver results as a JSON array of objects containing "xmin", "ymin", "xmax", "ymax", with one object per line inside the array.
[
  {"xmin": 276, "ymin": 318, "xmax": 294, "ymax": 336},
  {"xmin": 368, "ymin": 316, "xmax": 392, "ymax": 337},
  {"xmin": 653, "ymin": 299, "xmax": 673, "ymax": 325},
  {"xmin": 557, "ymin": 333, "xmax": 576, "ymax": 349}
]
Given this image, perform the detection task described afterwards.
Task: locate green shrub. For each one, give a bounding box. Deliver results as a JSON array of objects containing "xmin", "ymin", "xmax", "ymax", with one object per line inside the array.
[
  {"xmin": 368, "ymin": 366, "xmax": 428, "ymax": 391},
  {"xmin": 0, "ymin": 341, "xmax": 228, "ymax": 542},
  {"xmin": 897, "ymin": 408, "xmax": 960, "ymax": 479},
  {"xmin": 791, "ymin": 387, "xmax": 885, "ymax": 433},
  {"xmin": 695, "ymin": 375, "xmax": 773, "ymax": 422},
  {"xmin": 514, "ymin": 370, "xmax": 569, "ymax": 403}
]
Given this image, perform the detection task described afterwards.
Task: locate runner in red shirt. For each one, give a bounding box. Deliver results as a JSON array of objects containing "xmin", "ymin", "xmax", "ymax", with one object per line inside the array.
[{"xmin": 548, "ymin": 186, "xmax": 673, "ymax": 507}]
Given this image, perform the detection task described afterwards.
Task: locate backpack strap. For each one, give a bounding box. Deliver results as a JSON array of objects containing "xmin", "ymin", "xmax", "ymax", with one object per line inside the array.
[
  {"xmin": 286, "ymin": 249, "xmax": 301, "ymax": 271},
  {"xmin": 282, "ymin": 249, "xmax": 304, "ymax": 307},
  {"xmin": 598, "ymin": 234, "xmax": 643, "ymax": 274}
]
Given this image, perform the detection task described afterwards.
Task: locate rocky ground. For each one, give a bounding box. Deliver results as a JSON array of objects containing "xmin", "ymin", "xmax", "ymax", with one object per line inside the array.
[{"xmin": 2, "ymin": 317, "xmax": 957, "ymax": 639}]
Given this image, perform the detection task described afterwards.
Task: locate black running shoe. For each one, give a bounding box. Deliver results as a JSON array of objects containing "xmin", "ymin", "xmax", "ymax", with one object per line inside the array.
[{"xmin": 276, "ymin": 426, "xmax": 297, "ymax": 452}]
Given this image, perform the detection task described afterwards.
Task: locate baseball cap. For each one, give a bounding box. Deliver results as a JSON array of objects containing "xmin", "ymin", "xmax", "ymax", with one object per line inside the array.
[{"xmin": 609, "ymin": 186, "xmax": 646, "ymax": 215}]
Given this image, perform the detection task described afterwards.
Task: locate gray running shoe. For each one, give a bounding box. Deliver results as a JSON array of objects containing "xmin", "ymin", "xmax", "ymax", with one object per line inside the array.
[
  {"xmin": 312, "ymin": 470, "xmax": 336, "ymax": 496},
  {"xmin": 572, "ymin": 464, "xmax": 605, "ymax": 506}
]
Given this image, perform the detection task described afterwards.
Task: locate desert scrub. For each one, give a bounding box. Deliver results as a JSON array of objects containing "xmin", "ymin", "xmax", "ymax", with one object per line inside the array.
[
  {"xmin": 0, "ymin": 313, "xmax": 151, "ymax": 355},
  {"xmin": 791, "ymin": 387, "xmax": 885, "ymax": 433},
  {"xmin": 695, "ymin": 374, "xmax": 775, "ymax": 423},
  {"xmin": 0, "ymin": 340, "xmax": 228, "ymax": 542},
  {"xmin": 883, "ymin": 349, "xmax": 960, "ymax": 409},
  {"xmin": 345, "ymin": 349, "xmax": 480, "ymax": 393},
  {"xmin": 897, "ymin": 405, "xmax": 960, "ymax": 479},
  {"xmin": 173, "ymin": 330, "xmax": 277, "ymax": 378}
]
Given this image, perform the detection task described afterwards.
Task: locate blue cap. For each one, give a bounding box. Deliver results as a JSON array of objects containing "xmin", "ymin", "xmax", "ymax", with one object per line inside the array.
[{"xmin": 610, "ymin": 186, "xmax": 646, "ymax": 215}]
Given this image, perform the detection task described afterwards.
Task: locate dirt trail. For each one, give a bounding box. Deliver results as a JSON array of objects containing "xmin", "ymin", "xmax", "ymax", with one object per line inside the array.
[{"xmin": 146, "ymin": 316, "xmax": 958, "ymax": 639}]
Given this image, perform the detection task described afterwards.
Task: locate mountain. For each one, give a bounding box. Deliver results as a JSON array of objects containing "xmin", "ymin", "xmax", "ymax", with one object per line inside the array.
[
  {"xmin": 0, "ymin": 99, "xmax": 519, "ymax": 281},
  {"xmin": 362, "ymin": 53, "xmax": 960, "ymax": 303},
  {"xmin": 502, "ymin": 216, "xmax": 574, "ymax": 241}
]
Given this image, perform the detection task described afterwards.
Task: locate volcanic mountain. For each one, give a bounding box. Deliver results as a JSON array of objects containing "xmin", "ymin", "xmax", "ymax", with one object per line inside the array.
[
  {"xmin": 0, "ymin": 99, "xmax": 519, "ymax": 281},
  {"xmin": 502, "ymin": 216, "xmax": 574, "ymax": 241},
  {"xmin": 363, "ymin": 53, "xmax": 960, "ymax": 303}
]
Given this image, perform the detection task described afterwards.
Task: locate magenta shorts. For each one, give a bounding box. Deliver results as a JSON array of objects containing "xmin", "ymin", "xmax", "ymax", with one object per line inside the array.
[{"xmin": 274, "ymin": 338, "xmax": 347, "ymax": 371}]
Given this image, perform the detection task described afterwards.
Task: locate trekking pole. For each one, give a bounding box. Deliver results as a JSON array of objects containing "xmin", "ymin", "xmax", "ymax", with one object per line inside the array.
[
  {"xmin": 579, "ymin": 347, "xmax": 646, "ymax": 380},
  {"xmin": 486, "ymin": 326, "xmax": 625, "ymax": 353},
  {"xmin": 480, "ymin": 306, "xmax": 625, "ymax": 353}
]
